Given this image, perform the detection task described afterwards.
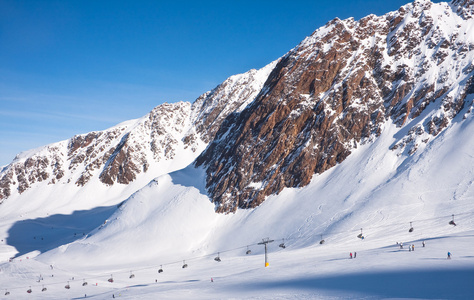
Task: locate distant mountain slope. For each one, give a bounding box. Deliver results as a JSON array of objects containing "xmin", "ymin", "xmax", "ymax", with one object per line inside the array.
[{"xmin": 0, "ymin": 63, "xmax": 276, "ymax": 205}]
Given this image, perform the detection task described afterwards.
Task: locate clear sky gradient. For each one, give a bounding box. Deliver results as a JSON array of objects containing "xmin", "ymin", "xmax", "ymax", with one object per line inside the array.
[{"xmin": 0, "ymin": 0, "xmax": 443, "ymax": 166}]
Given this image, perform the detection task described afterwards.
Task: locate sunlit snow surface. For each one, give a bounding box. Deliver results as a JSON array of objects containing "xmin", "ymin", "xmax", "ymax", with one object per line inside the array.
[
  {"xmin": 0, "ymin": 108, "xmax": 473, "ymax": 299},
  {"xmin": 1, "ymin": 0, "xmax": 474, "ymax": 295}
]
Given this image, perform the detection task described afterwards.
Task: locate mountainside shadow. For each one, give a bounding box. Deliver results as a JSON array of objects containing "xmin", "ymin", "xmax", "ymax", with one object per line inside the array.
[
  {"xmin": 6, "ymin": 205, "xmax": 119, "ymax": 258},
  {"xmin": 237, "ymin": 267, "xmax": 474, "ymax": 299}
]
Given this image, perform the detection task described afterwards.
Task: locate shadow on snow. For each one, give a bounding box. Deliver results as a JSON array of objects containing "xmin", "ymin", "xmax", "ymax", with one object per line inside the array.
[
  {"xmin": 237, "ymin": 268, "xmax": 474, "ymax": 299},
  {"xmin": 6, "ymin": 205, "xmax": 119, "ymax": 258}
]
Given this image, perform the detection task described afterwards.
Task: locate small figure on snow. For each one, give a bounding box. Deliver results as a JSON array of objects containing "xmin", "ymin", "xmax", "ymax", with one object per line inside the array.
[
  {"xmin": 422, "ymin": 241, "xmax": 425, "ymax": 247},
  {"xmin": 350, "ymin": 252, "xmax": 353, "ymax": 259},
  {"xmin": 354, "ymin": 252, "xmax": 357, "ymax": 258},
  {"xmin": 400, "ymin": 242, "xmax": 403, "ymax": 249},
  {"xmin": 412, "ymin": 244, "xmax": 415, "ymax": 251},
  {"xmin": 447, "ymin": 252, "xmax": 452, "ymax": 259},
  {"xmin": 211, "ymin": 278, "xmax": 214, "ymax": 282}
]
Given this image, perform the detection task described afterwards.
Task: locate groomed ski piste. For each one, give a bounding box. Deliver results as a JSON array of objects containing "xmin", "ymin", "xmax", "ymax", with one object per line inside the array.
[{"xmin": 0, "ymin": 110, "xmax": 473, "ymax": 298}]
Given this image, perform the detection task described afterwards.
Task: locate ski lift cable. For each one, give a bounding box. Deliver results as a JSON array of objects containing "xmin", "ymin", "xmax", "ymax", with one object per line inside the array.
[
  {"xmin": 9, "ymin": 210, "xmax": 472, "ymax": 292},
  {"xmin": 281, "ymin": 211, "xmax": 473, "ymax": 243},
  {"xmin": 4, "ymin": 210, "xmax": 473, "ymax": 293}
]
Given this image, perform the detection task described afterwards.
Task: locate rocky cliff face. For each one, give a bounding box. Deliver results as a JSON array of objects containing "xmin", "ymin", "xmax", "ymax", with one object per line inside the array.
[
  {"xmin": 196, "ymin": 0, "xmax": 474, "ymax": 212},
  {"xmin": 1, "ymin": 0, "xmax": 473, "ymax": 213}
]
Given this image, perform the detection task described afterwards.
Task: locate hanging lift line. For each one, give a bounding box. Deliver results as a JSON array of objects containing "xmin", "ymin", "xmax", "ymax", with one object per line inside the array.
[{"xmin": 1, "ymin": 211, "xmax": 472, "ymax": 296}]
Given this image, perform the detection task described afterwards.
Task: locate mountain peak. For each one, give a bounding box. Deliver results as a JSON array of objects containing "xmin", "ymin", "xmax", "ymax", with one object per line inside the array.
[
  {"xmin": 451, "ymin": 0, "xmax": 474, "ymax": 18},
  {"xmin": 196, "ymin": 0, "xmax": 474, "ymax": 212}
]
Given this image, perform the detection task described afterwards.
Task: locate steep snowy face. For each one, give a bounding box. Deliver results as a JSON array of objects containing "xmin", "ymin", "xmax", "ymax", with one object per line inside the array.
[
  {"xmin": 196, "ymin": 0, "xmax": 474, "ymax": 213},
  {"xmin": 0, "ymin": 64, "xmax": 275, "ymax": 204}
]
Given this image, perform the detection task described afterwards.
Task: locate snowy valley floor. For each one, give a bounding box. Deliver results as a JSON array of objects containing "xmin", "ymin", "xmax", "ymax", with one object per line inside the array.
[{"xmin": 1, "ymin": 228, "xmax": 473, "ymax": 299}]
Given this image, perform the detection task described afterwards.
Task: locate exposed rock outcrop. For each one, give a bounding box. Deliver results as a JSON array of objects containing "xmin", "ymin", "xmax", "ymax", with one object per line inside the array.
[{"xmin": 196, "ymin": 0, "xmax": 474, "ymax": 212}]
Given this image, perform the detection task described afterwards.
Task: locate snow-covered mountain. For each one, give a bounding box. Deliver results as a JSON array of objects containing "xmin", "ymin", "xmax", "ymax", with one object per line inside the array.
[
  {"xmin": 196, "ymin": 0, "xmax": 474, "ymax": 212},
  {"xmin": 0, "ymin": 62, "xmax": 276, "ymax": 208},
  {"xmin": 0, "ymin": 1, "xmax": 473, "ymax": 298}
]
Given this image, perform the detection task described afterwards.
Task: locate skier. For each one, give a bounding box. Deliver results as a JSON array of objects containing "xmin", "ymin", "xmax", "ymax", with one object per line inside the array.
[
  {"xmin": 422, "ymin": 241, "xmax": 425, "ymax": 247},
  {"xmin": 211, "ymin": 278, "xmax": 214, "ymax": 282},
  {"xmin": 350, "ymin": 252, "xmax": 353, "ymax": 259},
  {"xmin": 447, "ymin": 252, "xmax": 451, "ymax": 259},
  {"xmin": 400, "ymin": 242, "xmax": 403, "ymax": 249},
  {"xmin": 354, "ymin": 252, "xmax": 357, "ymax": 258},
  {"xmin": 412, "ymin": 244, "xmax": 415, "ymax": 251}
]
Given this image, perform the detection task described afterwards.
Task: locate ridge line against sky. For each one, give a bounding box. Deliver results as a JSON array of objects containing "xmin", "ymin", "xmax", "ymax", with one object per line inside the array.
[{"xmin": 0, "ymin": 0, "xmax": 443, "ymax": 166}]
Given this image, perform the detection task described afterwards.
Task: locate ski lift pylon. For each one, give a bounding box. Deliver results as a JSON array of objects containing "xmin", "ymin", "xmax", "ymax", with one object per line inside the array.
[
  {"xmin": 214, "ymin": 252, "xmax": 221, "ymax": 262},
  {"xmin": 409, "ymin": 222, "xmax": 414, "ymax": 232}
]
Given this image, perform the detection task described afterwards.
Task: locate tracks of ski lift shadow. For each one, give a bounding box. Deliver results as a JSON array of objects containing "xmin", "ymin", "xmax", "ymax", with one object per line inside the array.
[{"xmin": 6, "ymin": 204, "xmax": 119, "ymax": 258}]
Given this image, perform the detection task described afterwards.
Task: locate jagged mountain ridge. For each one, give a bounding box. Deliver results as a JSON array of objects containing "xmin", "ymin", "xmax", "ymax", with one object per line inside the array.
[
  {"xmin": 0, "ymin": 63, "xmax": 275, "ymax": 203},
  {"xmin": 1, "ymin": 0, "xmax": 473, "ymax": 214},
  {"xmin": 196, "ymin": 0, "xmax": 474, "ymax": 212}
]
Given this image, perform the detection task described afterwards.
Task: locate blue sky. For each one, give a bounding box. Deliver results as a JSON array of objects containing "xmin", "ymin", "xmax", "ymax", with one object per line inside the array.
[{"xmin": 0, "ymin": 0, "xmax": 441, "ymax": 166}]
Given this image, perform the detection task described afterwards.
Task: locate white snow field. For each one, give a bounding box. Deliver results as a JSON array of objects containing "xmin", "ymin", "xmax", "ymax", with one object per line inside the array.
[{"xmin": 0, "ymin": 111, "xmax": 473, "ymax": 298}]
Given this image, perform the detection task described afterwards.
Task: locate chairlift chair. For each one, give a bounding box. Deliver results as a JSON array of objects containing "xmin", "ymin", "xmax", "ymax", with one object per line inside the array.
[
  {"xmin": 65, "ymin": 282, "xmax": 70, "ymax": 289},
  {"xmin": 129, "ymin": 271, "xmax": 135, "ymax": 279},
  {"xmin": 409, "ymin": 222, "xmax": 414, "ymax": 232},
  {"xmin": 214, "ymin": 252, "xmax": 221, "ymax": 262},
  {"xmin": 82, "ymin": 279, "xmax": 88, "ymax": 286},
  {"xmin": 182, "ymin": 260, "xmax": 188, "ymax": 268},
  {"xmin": 27, "ymin": 287, "xmax": 32, "ymax": 294},
  {"xmin": 449, "ymin": 214, "xmax": 456, "ymax": 226},
  {"xmin": 108, "ymin": 275, "xmax": 114, "ymax": 283},
  {"xmin": 246, "ymin": 246, "xmax": 251, "ymax": 255},
  {"xmin": 279, "ymin": 238, "xmax": 286, "ymax": 249},
  {"xmin": 158, "ymin": 265, "xmax": 164, "ymax": 273},
  {"xmin": 42, "ymin": 285, "xmax": 47, "ymax": 292},
  {"xmin": 357, "ymin": 228, "xmax": 364, "ymax": 239},
  {"xmin": 320, "ymin": 234, "xmax": 325, "ymax": 244},
  {"xmin": 5, "ymin": 289, "xmax": 10, "ymax": 296}
]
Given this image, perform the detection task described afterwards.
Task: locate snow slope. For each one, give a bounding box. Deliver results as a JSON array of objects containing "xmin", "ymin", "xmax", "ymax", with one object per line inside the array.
[{"xmin": 0, "ymin": 94, "xmax": 473, "ymax": 299}]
